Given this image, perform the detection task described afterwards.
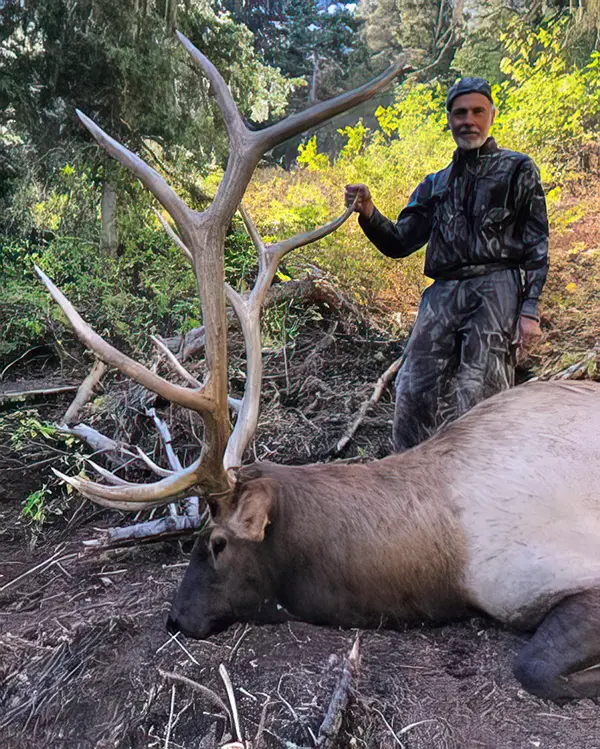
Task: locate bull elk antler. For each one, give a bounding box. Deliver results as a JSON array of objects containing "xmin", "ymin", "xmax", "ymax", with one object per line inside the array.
[{"xmin": 36, "ymin": 32, "xmax": 406, "ymax": 511}]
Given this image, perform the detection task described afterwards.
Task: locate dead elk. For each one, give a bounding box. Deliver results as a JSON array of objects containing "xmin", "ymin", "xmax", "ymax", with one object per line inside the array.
[
  {"xmin": 33, "ymin": 38, "xmax": 600, "ymax": 705},
  {"xmin": 168, "ymin": 381, "xmax": 600, "ymax": 704}
]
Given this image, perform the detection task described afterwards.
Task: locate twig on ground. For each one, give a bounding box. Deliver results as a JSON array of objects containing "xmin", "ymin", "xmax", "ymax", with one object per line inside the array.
[
  {"xmin": 164, "ymin": 684, "xmax": 176, "ymax": 749},
  {"xmin": 82, "ymin": 513, "xmax": 206, "ymax": 548},
  {"xmin": 55, "ymin": 423, "xmax": 129, "ymax": 467},
  {"xmin": 0, "ymin": 345, "xmax": 47, "ymax": 380},
  {"xmin": 146, "ymin": 407, "xmax": 200, "ymax": 518},
  {"xmin": 371, "ymin": 707, "xmax": 405, "ymax": 748},
  {"xmin": 219, "ymin": 664, "xmax": 244, "ymax": 743},
  {"xmin": 0, "ymin": 545, "xmax": 77, "ymax": 594},
  {"xmin": 316, "ymin": 636, "xmax": 361, "ymax": 748},
  {"xmin": 0, "ymin": 385, "xmax": 79, "ymax": 404},
  {"xmin": 334, "ymin": 356, "xmax": 403, "ymax": 455},
  {"xmin": 254, "ymin": 697, "xmax": 272, "ymax": 748},
  {"xmin": 228, "ymin": 624, "xmax": 251, "ymax": 663},
  {"xmin": 62, "ymin": 359, "xmax": 107, "ymax": 425},
  {"xmin": 159, "ymin": 669, "xmax": 232, "ymax": 730}
]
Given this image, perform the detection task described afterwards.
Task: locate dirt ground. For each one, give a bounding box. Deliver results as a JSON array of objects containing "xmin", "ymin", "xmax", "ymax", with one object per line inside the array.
[{"xmin": 2, "ymin": 226, "xmax": 600, "ymax": 748}]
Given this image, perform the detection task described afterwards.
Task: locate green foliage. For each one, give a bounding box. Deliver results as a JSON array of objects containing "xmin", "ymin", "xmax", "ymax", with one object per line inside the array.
[
  {"xmin": 359, "ymin": 0, "xmax": 460, "ymax": 71},
  {"xmin": 8, "ymin": 413, "xmax": 62, "ymax": 451},
  {"xmin": 492, "ymin": 19, "xmax": 600, "ymax": 182},
  {"xmin": 0, "ymin": 219, "xmax": 200, "ymax": 361},
  {"xmin": 242, "ymin": 0, "xmax": 371, "ymax": 106},
  {"xmin": 22, "ymin": 487, "xmax": 49, "ymax": 524},
  {"xmin": 244, "ymin": 18, "xmax": 600, "ymax": 315},
  {"xmin": 298, "ymin": 137, "xmax": 331, "ymax": 171}
]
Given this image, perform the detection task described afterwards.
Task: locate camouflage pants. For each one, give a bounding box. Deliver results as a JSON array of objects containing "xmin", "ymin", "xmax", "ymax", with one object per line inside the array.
[{"xmin": 393, "ymin": 269, "xmax": 521, "ymax": 452}]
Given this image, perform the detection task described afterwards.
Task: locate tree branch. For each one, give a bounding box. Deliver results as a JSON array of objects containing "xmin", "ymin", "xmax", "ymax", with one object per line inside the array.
[{"xmin": 63, "ymin": 360, "xmax": 107, "ymax": 425}]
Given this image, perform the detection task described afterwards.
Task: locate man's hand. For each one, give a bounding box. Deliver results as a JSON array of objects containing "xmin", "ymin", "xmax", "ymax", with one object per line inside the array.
[
  {"xmin": 345, "ymin": 183, "xmax": 375, "ymax": 219},
  {"xmin": 517, "ymin": 315, "xmax": 542, "ymax": 360}
]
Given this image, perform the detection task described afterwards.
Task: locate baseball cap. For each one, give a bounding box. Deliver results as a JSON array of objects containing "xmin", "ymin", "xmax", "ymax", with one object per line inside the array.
[{"xmin": 446, "ymin": 77, "xmax": 494, "ymax": 111}]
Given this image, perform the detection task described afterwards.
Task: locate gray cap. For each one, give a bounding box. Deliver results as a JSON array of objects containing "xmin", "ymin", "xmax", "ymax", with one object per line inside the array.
[{"xmin": 446, "ymin": 77, "xmax": 494, "ymax": 111}]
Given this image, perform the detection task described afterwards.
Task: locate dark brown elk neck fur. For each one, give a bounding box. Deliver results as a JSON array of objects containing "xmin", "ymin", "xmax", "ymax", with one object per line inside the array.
[{"xmin": 238, "ymin": 452, "xmax": 470, "ymax": 627}]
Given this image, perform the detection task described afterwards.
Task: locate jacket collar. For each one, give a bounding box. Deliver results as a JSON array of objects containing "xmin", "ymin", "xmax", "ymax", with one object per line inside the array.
[{"xmin": 453, "ymin": 136, "xmax": 498, "ymax": 165}]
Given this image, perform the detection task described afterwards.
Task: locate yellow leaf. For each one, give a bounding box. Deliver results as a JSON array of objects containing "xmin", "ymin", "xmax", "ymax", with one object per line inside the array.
[{"xmin": 565, "ymin": 282, "xmax": 578, "ymax": 292}]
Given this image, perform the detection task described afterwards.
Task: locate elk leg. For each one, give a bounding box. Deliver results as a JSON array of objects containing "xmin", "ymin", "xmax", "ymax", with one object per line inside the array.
[{"xmin": 513, "ymin": 588, "xmax": 600, "ymax": 703}]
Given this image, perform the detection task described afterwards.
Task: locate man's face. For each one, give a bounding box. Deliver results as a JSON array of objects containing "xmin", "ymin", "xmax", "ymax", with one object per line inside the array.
[{"xmin": 447, "ymin": 92, "xmax": 495, "ymax": 150}]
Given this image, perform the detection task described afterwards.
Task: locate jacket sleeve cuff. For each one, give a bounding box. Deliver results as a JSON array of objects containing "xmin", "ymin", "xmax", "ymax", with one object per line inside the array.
[
  {"xmin": 520, "ymin": 299, "xmax": 540, "ymax": 320},
  {"xmin": 358, "ymin": 206, "xmax": 385, "ymax": 232}
]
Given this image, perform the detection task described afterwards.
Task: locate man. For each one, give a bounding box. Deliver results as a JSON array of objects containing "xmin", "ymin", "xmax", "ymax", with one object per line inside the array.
[{"xmin": 346, "ymin": 77, "xmax": 549, "ymax": 452}]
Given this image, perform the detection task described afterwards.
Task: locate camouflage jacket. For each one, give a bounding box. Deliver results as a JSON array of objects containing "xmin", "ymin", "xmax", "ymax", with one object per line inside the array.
[{"xmin": 358, "ymin": 137, "xmax": 549, "ymax": 318}]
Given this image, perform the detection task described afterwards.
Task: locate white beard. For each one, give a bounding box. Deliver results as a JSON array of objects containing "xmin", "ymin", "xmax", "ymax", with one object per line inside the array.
[{"xmin": 456, "ymin": 133, "xmax": 487, "ymax": 150}]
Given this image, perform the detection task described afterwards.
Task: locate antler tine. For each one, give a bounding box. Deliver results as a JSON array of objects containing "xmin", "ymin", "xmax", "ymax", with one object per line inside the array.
[
  {"xmin": 86, "ymin": 459, "xmax": 135, "ymax": 486},
  {"xmin": 252, "ymin": 61, "xmax": 406, "ymax": 154},
  {"xmin": 238, "ymin": 203, "xmax": 267, "ymax": 272},
  {"xmin": 222, "ymin": 200, "xmax": 357, "ymax": 469},
  {"xmin": 76, "ymin": 110, "xmax": 194, "ymax": 236},
  {"xmin": 176, "ymin": 32, "xmax": 247, "ymax": 146},
  {"xmin": 51, "ymin": 445, "xmax": 232, "ymax": 510},
  {"xmin": 266, "ymin": 198, "xmax": 358, "ymax": 259},
  {"xmin": 153, "ymin": 208, "xmax": 194, "ymax": 264},
  {"xmin": 34, "ymin": 265, "xmax": 212, "ymax": 414}
]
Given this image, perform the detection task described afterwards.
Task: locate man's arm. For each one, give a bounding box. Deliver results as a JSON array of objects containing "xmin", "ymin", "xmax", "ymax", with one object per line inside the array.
[
  {"xmin": 516, "ymin": 159, "xmax": 549, "ymax": 320},
  {"xmin": 514, "ymin": 158, "xmax": 549, "ymax": 351},
  {"xmin": 345, "ymin": 178, "xmax": 436, "ymax": 258}
]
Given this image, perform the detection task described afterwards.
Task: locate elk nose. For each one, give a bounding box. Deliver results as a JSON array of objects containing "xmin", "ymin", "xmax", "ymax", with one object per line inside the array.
[{"xmin": 166, "ymin": 615, "xmax": 180, "ymax": 635}]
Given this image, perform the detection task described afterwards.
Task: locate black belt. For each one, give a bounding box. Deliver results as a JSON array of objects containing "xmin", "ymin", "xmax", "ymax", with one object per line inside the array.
[{"xmin": 432, "ymin": 263, "xmax": 520, "ymax": 281}]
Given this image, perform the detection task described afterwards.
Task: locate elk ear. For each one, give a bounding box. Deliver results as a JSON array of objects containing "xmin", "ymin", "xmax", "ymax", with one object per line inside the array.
[{"xmin": 228, "ymin": 479, "xmax": 277, "ymax": 542}]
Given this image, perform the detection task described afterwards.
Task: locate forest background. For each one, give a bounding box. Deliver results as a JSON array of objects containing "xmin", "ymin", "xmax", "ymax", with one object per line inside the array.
[{"xmin": 2, "ymin": 0, "xmax": 599, "ymax": 362}]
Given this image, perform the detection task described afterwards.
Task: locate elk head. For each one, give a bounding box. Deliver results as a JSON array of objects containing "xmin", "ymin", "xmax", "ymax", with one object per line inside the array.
[{"xmin": 167, "ymin": 473, "xmax": 286, "ymax": 639}]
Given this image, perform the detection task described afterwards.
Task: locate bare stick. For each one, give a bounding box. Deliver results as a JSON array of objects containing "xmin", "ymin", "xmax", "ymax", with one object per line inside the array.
[
  {"xmin": 316, "ymin": 636, "xmax": 360, "ymax": 748},
  {"xmin": 82, "ymin": 512, "xmax": 206, "ymax": 547},
  {"xmin": 147, "ymin": 407, "xmax": 183, "ymax": 471},
  {"xmin": 147, "ymin": 406, "xmax": 199, "ymax": 517},
  {"xmin": 63, "ymin": 360, "xmax": 107, "ymax": 425},
  {"xmin": 56, "ymin": 422, "xmax": 121, "ymax": 453},
  {"xmin": 334, "ymin": 356, "xmax": 403, "ymax": 454},
  {"xmin": 164, "ymin": 684, "xmax": 176, "ymax": 749},
  {"xmin": 0, "ymin": 546, "xmax": 77, "ymax": 594},
  {"xmin": 219, "ymin": 664, "xmax": 243, "ymax": 743},
  {"xmin": 0, "ymin": 385, "xmax": 79, "ymax": 404},
  {"xmin": 159, "ymin": 668, "xmax": 232, "ymax": 729}
]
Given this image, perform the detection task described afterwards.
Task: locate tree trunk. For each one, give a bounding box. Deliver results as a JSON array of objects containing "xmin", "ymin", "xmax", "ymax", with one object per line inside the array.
[
  {"xmin": 309, "ymin": 49, "xmax": 320, "ymax": 104},
  {"xmin": 100, "ymin": 181, "xmax": 118, "ymax": 256}
]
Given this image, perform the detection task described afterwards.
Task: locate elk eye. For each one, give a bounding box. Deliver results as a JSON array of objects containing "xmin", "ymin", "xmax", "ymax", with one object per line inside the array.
[{"xmin": 211, "ymin": 535, "xmax": 227, "ymax": 559}]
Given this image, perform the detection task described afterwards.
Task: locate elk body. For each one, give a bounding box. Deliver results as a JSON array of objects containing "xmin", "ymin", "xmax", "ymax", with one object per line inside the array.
[{"xmin": 168, "ymin": 381, "xmax": 600, "ymax": 703}]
